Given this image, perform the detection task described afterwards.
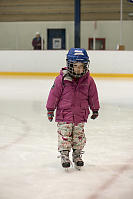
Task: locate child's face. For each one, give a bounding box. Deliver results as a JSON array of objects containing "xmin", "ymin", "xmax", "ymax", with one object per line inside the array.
[{"xmin": 73, "ymin": 62, "xmax": 84, "ymax": 75}]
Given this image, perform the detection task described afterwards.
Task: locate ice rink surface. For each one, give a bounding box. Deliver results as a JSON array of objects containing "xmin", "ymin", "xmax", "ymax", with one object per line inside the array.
[{"xmin": 0, "ymin": 76, "xmax": 133, "ymax": 199}]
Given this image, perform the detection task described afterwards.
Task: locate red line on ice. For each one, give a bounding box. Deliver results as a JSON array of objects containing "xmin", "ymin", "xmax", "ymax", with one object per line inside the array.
[{"xmin": 88, "ymin": 159, "xmax": 133, "ymax": 199}]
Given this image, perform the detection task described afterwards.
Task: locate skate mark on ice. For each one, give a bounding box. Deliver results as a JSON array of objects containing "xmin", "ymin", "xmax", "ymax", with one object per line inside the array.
[{"xmin": 0, "ymin": 113, "xmax": 31, "ymax": 151}]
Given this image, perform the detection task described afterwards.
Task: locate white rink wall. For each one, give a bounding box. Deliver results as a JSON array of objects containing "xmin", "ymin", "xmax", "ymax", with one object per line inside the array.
[{"xmin": 0, "ymin": 50, "xmax": 133, "ymax": 74}]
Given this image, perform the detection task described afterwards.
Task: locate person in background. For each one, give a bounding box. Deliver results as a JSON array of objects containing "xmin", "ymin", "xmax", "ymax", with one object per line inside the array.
[
  {"xmin": 32, "ymin": 32, "xmax": 43, "ymax": 50},
  {"xmin": 46, "ymin": 48, "xmax": 100, "ymax": 169}
]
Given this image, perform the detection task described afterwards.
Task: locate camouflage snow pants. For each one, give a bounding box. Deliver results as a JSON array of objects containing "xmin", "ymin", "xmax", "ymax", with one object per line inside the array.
[{"xmin": 57, "ymin": 122, "xmax": 86, "ymax": 152}]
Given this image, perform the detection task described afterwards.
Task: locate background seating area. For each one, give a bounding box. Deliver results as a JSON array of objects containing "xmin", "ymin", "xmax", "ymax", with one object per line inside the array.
[{"xmin": 0, "ymin": 0, "xmax": 133, "ymax": 22}]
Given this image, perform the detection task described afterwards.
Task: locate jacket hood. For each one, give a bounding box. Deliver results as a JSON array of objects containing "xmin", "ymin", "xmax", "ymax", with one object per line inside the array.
[{"xmin": 59, "ymin": 67, "xmax": 68, "ymax": 76}]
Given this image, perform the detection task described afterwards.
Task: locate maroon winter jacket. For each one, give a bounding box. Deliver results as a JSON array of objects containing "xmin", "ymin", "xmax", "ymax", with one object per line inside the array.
[{"xmin": 46, "ymin": 68, "xmax": 100, "ymax": 124}]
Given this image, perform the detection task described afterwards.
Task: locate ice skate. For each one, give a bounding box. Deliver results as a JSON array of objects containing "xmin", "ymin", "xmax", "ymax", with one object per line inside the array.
[
  {"xmin": 72, "ymin": 150, "xmax": 84, "ymax": 170},
  {"xmin": 60, "ymin": 150, "xmax": 71, "ymax": 169}
]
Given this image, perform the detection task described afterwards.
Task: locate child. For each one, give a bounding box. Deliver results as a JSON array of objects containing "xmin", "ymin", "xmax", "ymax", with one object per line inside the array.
[{"xmin": 46, "ymin": 48, "xmax": 100, "ymax": 169}]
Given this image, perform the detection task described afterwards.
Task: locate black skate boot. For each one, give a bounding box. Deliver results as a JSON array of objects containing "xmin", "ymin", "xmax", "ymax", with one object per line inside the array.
[
  {"xmin": 72, "ymin": 149, "xmax": 84, "ymax": 170},
  {"xmin": 60, "ymin": 150, "xmax": 70, "ymax": 168}
]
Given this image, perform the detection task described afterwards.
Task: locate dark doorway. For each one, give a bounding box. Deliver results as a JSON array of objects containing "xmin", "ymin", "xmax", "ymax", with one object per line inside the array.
[{"xmin": 47, "ymin": 29, "xmax": 66, "ymax": 50}]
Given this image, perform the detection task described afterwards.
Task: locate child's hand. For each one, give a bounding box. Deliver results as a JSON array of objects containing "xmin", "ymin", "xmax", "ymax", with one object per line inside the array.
[
  {"xmin": 91, "ymin": 111, "xmax": 98, "ymax": 120},
  {"xmin": 47, "ymin": 110, "xmax": 54, "ymax": 122}
]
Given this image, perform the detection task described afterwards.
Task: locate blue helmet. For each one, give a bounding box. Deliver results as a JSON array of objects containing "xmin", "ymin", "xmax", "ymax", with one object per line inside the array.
[{"xmin": 66, "ymin": 48, "xmax": 90, "ymax": 78}]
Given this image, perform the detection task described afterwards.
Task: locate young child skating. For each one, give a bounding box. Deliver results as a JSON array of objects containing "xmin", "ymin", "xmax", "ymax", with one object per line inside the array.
[{"xmin": 46, "ymin": 48, "xmax": 100, "ymax": 169}]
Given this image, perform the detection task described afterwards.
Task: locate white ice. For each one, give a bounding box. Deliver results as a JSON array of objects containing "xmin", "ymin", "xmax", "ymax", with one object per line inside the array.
[{"xmin": 0, "ymin": 77, "xmax": 133, "ymax": 199}]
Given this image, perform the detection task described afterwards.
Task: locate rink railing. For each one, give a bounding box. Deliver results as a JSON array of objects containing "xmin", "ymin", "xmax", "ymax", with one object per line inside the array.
[{"xmin": 0, "ymin": 50, "xmax": 133, "ymax": 78}]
